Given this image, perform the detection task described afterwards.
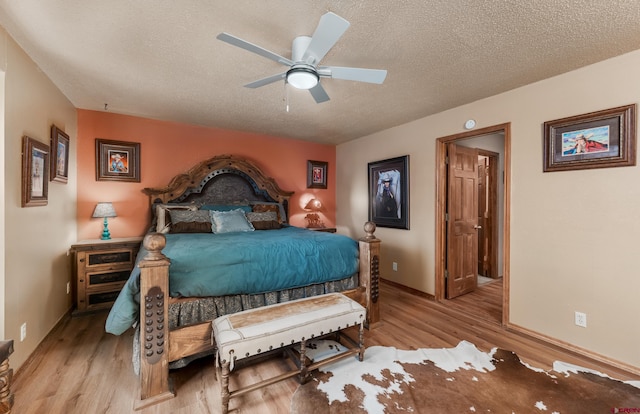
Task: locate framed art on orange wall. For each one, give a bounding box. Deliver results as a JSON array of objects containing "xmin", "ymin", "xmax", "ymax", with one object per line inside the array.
[{"xmin": 96, "ymin": 138, "xmax": 141, "ymax": 182}]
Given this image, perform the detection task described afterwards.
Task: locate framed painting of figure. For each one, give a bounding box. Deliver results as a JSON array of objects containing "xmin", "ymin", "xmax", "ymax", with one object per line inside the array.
[{"xmin": 368, "ymin": 155, "xmax": 409, "ymax": 229}]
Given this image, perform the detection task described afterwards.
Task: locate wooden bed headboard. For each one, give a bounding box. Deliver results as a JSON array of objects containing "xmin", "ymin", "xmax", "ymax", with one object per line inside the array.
[{"xmin": 142, "ymin": 154, "xmax": 295, "ymax": 220}]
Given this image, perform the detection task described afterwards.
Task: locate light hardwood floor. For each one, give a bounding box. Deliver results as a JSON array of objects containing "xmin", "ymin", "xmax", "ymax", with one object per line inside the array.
[{"xmin": 11, "ymin": 280, "xmax": 639, "ymax": 413}]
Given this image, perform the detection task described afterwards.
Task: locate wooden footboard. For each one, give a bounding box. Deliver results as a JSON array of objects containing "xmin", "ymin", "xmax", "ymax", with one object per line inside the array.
[{"xmin": 135, "ymin": 223, "xmax": 380, "ymax": 409}]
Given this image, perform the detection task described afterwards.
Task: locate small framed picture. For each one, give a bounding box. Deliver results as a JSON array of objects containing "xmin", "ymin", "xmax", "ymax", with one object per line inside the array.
[
  {"xmin": 50, "ymin": 125, "xmax": 70, "ymax": 183},
  {"xmin": 22, "ymin": 136, "xmax": 49, "ymax": 207},
  {"xmin": 307, "ymin": 160, "xmax": 328, "ymax": 189},
  {"xmin": 543, "ymin": 104, "xmax": 636, "ymax": 172},
  {"xmin": 368, "ymin": 155, "xmax": 409, "ymax": 229},
  {"xmin": 96, "ymin": 138, "xmax": 141, "ymax": 182}
]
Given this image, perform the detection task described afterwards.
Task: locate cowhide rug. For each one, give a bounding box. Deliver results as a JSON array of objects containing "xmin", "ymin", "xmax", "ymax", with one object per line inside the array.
[{"xmin": 290, "ymin": 340, "xmax": 640, "ymax": 414}]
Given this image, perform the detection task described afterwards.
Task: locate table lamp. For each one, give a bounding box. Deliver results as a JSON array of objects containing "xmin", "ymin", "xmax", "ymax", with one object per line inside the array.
[
  {"xmin": 92, "ymin": 202, "xmax": 117, "ymax": 240},
  {"xmin": 304, "ymin": 198, "xmax": 324, "ymax": 228}
]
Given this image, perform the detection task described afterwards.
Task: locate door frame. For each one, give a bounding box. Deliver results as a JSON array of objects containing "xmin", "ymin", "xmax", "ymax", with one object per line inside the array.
[{"xmin": 435, "ymin": 123, "xmax": 511, "ymax": 326}]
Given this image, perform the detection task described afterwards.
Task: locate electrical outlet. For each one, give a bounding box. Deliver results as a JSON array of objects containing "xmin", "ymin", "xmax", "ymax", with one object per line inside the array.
[
  {"xmin": 575, "ymin": 311, "xmax": 587, "ymax": 328},
  {"xmin": 20, "ymin": 323, "xmax": 27, "ymax": 342},
  {"xmin": 66, "ymin": 282, "xmax": 71, "ymax": 294},
  {"xmin": 392, "ymin": 262, "xmax": 398, "ymax": 271}
]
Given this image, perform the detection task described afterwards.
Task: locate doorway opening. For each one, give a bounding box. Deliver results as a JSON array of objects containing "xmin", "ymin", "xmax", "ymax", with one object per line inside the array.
[{"xmin": 434, "ymin": 123, "xmax": 511, "ymax": 326}]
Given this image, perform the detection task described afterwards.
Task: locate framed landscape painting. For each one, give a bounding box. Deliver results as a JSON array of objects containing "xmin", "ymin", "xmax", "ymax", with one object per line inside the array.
[
  {"xmin": 543, "ymin": 104, "xmax": 636, "ymax": 172},
  {"xmin": 368, "ymin": 155, "xmax": 409, "ymax": 229}
]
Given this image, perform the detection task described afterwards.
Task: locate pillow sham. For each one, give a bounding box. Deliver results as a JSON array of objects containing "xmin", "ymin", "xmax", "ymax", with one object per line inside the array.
[
  {"xmin": 199, "ymin": 204, "xmax": 252, "ymax": 213},
  {"xmin": 155, "ymin": 203, "xmax": 197, "ymax": 233},
  {"xmin": 168, "ymin": 210, "xmax": 213, "ymax": 233},
  {"xmin": 245, "ymin": 211, "xmax": 281, "ymax": 230},
  {"xmin": 210, "ymin": 209, "xmax": 255, "ymax": 234},
  {"xmin": 251, "ymin": 202, "xmax": 286, "ymax": 224}
]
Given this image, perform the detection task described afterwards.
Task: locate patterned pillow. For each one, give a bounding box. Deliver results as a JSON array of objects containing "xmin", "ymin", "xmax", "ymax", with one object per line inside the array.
[
  {"xmin": 155, "ymin": 204, "xmax": 197, "ymax": 233},
  {"xmin": 210, "ymin": 209, "xmax": 255, "ymax": 233},
  {"xmin": 168, "ymin": 210, "xmax": 212, "ymax": 233},
  {"xmin": 246, "ymin": 211, "xmax": 281, "ymax": 230},
  {"xmin": 251, "ymin": 203, "xmax": 286, "ymax": 224}
]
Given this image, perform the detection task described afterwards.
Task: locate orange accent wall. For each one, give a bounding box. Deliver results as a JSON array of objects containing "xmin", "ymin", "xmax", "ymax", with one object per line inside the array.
[{"xmin": 76, "ymin": 110, "xmax": 336, "ymax": 240}]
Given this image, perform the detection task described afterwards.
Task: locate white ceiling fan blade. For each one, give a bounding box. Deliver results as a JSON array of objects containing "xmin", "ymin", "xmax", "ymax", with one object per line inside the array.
[
  {"xmin": 217, "ymin": 32, "xmax": 294, "ymax": 66},
  {"xmin": 309, "ymin": 83, "xmax": 330, "ymax": 103},
  {"xmin": 319, "ymin": 66, "xmax": 387, "ymax": 84},
  {"xmin": 244, "ymin": 72, "xmax": 287, "ymax": 88},
  {"xmin": 302, "ymin": 12, "xmax": 350, "ymax": 65}
]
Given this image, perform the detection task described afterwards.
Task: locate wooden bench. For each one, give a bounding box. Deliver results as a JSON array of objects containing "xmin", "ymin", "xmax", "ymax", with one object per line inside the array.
[{"xmin": 212, "ymin": 293, "xmax": 365, "ymax": 414}]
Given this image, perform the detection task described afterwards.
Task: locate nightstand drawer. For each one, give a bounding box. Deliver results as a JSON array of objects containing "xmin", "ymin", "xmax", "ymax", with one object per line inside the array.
[
  {"xmin": 87, "ymin": 250, "xmax": 133, "ymax": 266},
  {"xmin": 87, "ymin": 269, "xmax": 131, "ymax": 287},
  {"xmin": 87, "ymin": 290, "xmax": 122, "ymax": 307}
]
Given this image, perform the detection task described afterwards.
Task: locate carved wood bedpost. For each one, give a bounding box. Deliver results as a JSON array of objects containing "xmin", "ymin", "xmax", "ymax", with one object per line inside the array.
[
  {"xmin": 135, "ymin": 233, "xmax": 175, "ymax": 410},
  {"xmin": 0, "ymin": 340, "xmax": 14, "ymax": 414},
  {"xmin": 359, "ymin": 221, "xmax": 381, "ymax": 328}
]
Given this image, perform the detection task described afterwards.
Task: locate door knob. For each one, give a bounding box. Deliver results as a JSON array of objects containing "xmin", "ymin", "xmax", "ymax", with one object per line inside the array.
[{"xmin": 474, "ymin": 225, "xmax": 482, "ymax": 229}]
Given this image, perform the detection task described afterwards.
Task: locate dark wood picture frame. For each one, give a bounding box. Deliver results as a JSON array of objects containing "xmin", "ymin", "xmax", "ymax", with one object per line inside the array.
[
  {"xmin": 543, "ymin": 104, "xmax": 636, "ymax": 172},
  {"xmin": 307, "ymin": 160, "xmax": 328, "ymax": 189},
  {"xmin": 368, "ymin": 155, "xmax": 409, "ymax": 229},
  {"xmin": 96, "ymin": 139, "xmax": 141, "ymax": 182},
  {"xmin": 50, "ymin": 125, "xmax": 70, "ymax": 183},
  {"xmin": 22, "ymin": 136, "xmax": 50, "ymax": 207}
]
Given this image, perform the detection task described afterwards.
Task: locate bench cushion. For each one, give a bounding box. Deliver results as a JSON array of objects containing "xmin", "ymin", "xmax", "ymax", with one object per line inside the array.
[{"xmin": 213, "ymin": 293, "xmax": 365, "ymax": 370}]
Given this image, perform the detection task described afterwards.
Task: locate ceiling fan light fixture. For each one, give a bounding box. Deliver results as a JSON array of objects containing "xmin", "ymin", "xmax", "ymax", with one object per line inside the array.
[{"xmin": 286, "ymin": 67, "xmax": 319, "ymax": 90}]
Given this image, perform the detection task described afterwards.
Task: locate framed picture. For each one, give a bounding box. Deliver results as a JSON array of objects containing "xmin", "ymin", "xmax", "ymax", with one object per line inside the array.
[
  {"xmin": 22, "ymin": 136, "xmax": 49, "ymax": 207},
  {"xmin": 543, "ymin": 104, "xmax": 636, "ymax": 172},
  {"xmin": 307, "ymin": 160, "xmax": 328, "ymax": 189},
  {"xmin": 96, "ymin": 139, "xmax": 141, "ymax": 182},
  {"xmin": 368, "ymin": 155, "xmax": 409, "ymax": 229},
  {"xmin": 50, "ymin": 125, "xmax": 70, "ymax": 183}
]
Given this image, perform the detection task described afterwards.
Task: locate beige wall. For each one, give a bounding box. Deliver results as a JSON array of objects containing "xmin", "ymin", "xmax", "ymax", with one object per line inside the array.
[
  {"xmin": 337, "ymin": 49, "xmax": 640, "ymax": 369},
  {"xmin": 1, "ymin": 29, "xmax": 77, "ymax": 369}
]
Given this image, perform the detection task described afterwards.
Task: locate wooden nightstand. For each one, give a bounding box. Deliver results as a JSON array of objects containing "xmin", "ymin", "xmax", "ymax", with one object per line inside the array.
[
  {"xmin": 70, "ymin": 237, "xmax": 143, "ymax": 315},
  {"xmin": 307, "ymin": 227, "xmax": 337, "ymax": 233}
]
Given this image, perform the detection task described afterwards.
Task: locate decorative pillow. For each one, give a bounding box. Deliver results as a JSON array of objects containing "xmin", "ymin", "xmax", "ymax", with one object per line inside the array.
[
  {"xmin": 246, "ymin": 211, "xmax": 281, "ymax": 230},
  {"xmin": 251, "ymin": 202, "xmax": 286, "ymax": 224},
  {"xmin": 200, "ymin": 204, "xmax": 252, "ymax": 213},
  {"xmin": 168, "ymin": 210, "xmax": 213, "ymax": 233},
  {"xmin": 170, "ymin": 209, "xmax": 211, "ymax": 223},
  {"xmin": 170, "ymin": 221, "xmax": 212, "ymax": 233},
  {"xmin": 155, "ymin": 204, "xmax": 197, "ymax": 233},
  {"xmin": 210, "ymin": 209, "xmax": 255, "ymax": 234}
]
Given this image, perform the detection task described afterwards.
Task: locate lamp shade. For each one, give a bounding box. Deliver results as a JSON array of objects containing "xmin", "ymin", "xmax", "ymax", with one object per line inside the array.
[
  {"xmin": 92, "ymin": 202, "xmax": 117, "ymax": 218},
  {"xmin": 304, "ymin": 198, "xmax": 322, "ymax": 211}
]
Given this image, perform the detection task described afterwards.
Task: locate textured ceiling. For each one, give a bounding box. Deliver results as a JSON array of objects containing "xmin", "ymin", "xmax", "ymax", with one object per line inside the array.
[{"xmin": 1, "ymin": 1, "xmax": 640, "ymax": 145}]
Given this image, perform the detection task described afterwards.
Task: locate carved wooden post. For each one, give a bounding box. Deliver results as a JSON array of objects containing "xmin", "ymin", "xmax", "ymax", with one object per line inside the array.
[
  {"xmin": 134, "ymin": 233, "xmax": 175, "ymax": 410},
  {"xmin": 359, "ymin": 221, "xmax": 381, "ymax": 328},
  {"xmin": 0, "ymin": 340, "xmax": 14, "ymax": 414}
]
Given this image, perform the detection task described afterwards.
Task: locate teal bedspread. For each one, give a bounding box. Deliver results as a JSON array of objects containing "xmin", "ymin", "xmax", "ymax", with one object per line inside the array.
[{"xmin": 105, "ymin": 226, "xmax": 359, "ymax": 335}]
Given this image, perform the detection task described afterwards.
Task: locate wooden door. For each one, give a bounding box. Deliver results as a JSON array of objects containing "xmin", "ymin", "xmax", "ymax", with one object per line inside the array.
[
  {"xmin": 446, "ymin": 143, "xmax": 479, "ymax": 299},
  {"xmin": 477, "ymin": 156, "xmax": 489, "ymax": 276}
]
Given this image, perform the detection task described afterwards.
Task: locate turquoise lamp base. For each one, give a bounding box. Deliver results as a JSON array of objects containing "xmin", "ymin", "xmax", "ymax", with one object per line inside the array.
[{"xmin": 101, "ymin": 217, "xmax": 112, "ymax": 240}]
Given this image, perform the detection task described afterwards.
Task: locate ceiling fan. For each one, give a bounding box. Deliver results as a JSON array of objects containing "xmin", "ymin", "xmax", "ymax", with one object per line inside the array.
[{"xmin": 216, "ymin": 12, "xmax": 387, "ymax": 103}]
